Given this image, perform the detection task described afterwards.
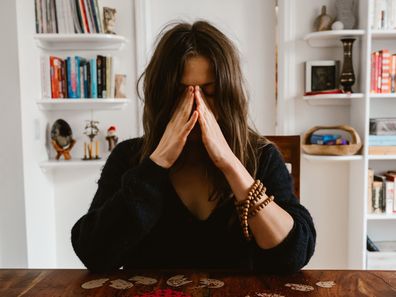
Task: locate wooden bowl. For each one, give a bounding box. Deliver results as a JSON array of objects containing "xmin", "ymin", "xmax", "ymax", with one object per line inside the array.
[{"xmin": 302, "ymin": 125, "xmax": 362, "ymax": 156}]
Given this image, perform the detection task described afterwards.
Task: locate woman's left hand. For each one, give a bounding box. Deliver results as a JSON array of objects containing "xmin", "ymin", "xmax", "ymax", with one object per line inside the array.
[{"xmin": 194, "ymin": 86, "xmax": 235, "ymax": 171}]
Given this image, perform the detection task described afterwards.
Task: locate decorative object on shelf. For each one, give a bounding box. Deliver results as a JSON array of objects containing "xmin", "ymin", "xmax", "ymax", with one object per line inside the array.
[
  {"xmin": 50, "ymin": 119, "xmax": 76, "ymax": 160},
  {"xmin": 314, "ymin": 5, "xmax": 334, "ymax": 31},
  {"xmin": 115, "ymin": 74, "xmax": 127, "ymax": 98},
  {"xmin": 105, "ymin": 126, "xmax": 119, "ymax": 151},
  {"xmin": 335, "ymin": 0, "xmax": 357, "ymax": 29},
  {"xmin": 331, "ymin": 21, "xmax": 344, "ymax": 30},
  {"xmin": 339, "ymin": 38, "xmax": 356, "ymax": 93},
  {"xmin": 302, "ymin": 125, "xmax": 362, "ymax": 156},
  {"xmin": 103, "ymin": 7, "xmax": 117, "ymax": 34},
  {"xmin": 305, "ymin": 60, "xmax": 340, "ymax": 93},
  {"xmin": 83, "ymin": 120, "xmax": 101, "ymax": 161}
]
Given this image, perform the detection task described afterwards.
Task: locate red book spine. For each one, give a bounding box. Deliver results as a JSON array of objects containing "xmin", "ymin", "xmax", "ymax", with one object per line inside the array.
[
  {"xmin": 374, "ymin": 51, "xmax": 379, "ymax": 93},
  {"xmin": 371, "ymin": 52, "xmax": 376, "ymax": 93},
  {"xmin": 50, "ymin": 56, "xmax": 60, "ymax": 98},
  {"xmin": 79, "ymin": 0, "xmax": 90, "ymax": 33}
]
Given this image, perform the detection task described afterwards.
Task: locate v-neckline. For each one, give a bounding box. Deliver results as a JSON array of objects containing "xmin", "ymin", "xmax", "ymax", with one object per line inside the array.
[{"xmin": 166, "ymin": 175, "xmax": 224, "ymax": 223}]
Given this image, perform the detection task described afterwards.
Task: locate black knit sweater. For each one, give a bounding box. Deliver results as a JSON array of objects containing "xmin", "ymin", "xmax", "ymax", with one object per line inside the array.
[{"xmin": 71, "ymin": 137, "xmax": 316, "ymax": 274}]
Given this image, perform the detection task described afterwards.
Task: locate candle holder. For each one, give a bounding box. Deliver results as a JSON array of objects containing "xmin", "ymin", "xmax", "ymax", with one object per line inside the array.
[
  {"xmin": 339, "ymin": 38, "xmax": 356, "ymax": 93},
  {"xmin": 82, "ymin": 120, "xmax": 101, "ymax": 160}
]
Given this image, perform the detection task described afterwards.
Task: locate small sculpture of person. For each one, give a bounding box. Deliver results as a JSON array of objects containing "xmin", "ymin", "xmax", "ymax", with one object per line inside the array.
[
  {"xmin": 105, "ymin": 126, "xmax": 118, "ymax": 151},
  {"xmin": 51, "ymin": 119, "xmax": 76, "ymax": 160},
  {"xmin": 103, "ymin": 7, "xmax": 117, "ymax": 34}
]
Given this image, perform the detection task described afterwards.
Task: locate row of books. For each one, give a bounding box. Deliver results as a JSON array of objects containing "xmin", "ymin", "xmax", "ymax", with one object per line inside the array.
[
  {"xmin": 371, "ymin": 0, "xmax": 396, "ymax": 30},
  {"xmin": 40, "ymin": 55, "xmax": 115, "ymax": 99},
  {"xmin": 368, "ymin": 169, "xmax": 396, "ymax": 214},
  {"xmin": 34, "ymin": 0, "xmax": 103, "ymax": 34},
  {"xmin": 370, "ymin": 50, "xmax": 396, "ymax": 94}
]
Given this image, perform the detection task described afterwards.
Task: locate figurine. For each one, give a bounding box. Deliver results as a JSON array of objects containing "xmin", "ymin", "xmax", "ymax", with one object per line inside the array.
[
  {"xmin": 103, "ymin": 7, "xmax": 117, "ymax": 34},
  {"xmin": 314, "ymin": 5, "xmax": 333, "ymax": 31},
  {"xmin": 50, "ymin": 119, "xmax": 76, "ymax": 160},
  {"xmin": 105, "ymin": 126, "xmax": 118, "ymax": 151},
  {"xmin": 335, "ymin": 0, "xmax": 356, "ymax": 29},
  {"xmin": 83, "ymin": 120, "xmax": 101, "ymax": 160}
]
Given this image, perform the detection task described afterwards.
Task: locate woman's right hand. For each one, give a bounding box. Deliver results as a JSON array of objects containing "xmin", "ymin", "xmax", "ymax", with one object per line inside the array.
[{"xmin": 150, "ymin": 86, "xmax": 199, "ymax": 169}]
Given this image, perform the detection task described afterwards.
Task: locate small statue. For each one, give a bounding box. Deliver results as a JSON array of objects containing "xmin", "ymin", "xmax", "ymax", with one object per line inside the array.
[
  {"xmin": 314, "ymin": 5, "xmax": 333, "ymax": 31},
  {"xmin": 51, "ymin": 119, "xmax": 76, "ymax": 160},
  {"xmin": 103, "ymin": 7, "xmax": 117, "ymax": 34},
  {"xmin": 83, "ymin": 120, "xmax": 101, "ymax": 160},
  {"xmin": 105, "ymin": 126, "xmax": 119, "ymax": 151},
  {"xmin": 335, "ymin": 0, "xmax": 356, "ymax": 29}
]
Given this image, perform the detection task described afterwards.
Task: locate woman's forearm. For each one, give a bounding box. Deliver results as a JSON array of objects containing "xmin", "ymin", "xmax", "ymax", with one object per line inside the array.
[{"xmin": 221, "ymin": 155, "xmax": 294, "ymax": 249}]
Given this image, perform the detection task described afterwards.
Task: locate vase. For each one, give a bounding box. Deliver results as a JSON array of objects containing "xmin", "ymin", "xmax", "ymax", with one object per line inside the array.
[{"xmin": 339, "ymin": 38, "xmax": 356, "ymax": 93}]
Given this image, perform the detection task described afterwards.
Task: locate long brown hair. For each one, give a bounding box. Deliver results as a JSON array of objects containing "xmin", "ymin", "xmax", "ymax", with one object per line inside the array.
[{"xmin": 137, "ymin": 20, "xmax": 269, "ymax": 202}]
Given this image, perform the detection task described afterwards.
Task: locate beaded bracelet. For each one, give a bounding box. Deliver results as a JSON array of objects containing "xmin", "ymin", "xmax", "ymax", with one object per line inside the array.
[
  {"xmin": 235, "ymin": 180, "xmax": 266, "ymax": 240},
  {"xmin": 248, "ymin": 195, "xmax": 274, "ymax": 218}
]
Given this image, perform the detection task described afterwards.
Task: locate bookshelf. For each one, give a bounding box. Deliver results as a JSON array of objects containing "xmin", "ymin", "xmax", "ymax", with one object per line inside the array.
[
  {"xmin": 33, "ymin": 34, "xmax": 128, "ymax": 50},
  {"xmin": 37, "ymin": 98, "xmax": 130, "ymax": 111},
  {"xmin": 303, "ymin": 93, "xmax": 364, "ymax": 106},
  {"xmin": 15, "ymin": 0, "xmax": 137, "ymax": 268},
  {"xmin": 303, "ymin": 29, "xmax": 365, "ymax": 47},
  {"xmin": 302, "ymin": 0, "xmax": 396, "ymax": 270}
]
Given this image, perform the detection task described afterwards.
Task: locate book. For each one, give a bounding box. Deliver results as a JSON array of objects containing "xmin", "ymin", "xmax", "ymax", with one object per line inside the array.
[
  {"xmin": 385, "ymin": 181, "xmax": 394, "ymax": 214},
  {"xmin": 385, "ymin": 171, "xmax": 396, "ymax": 213},
  {"xmin": 374, "ymin": 175, "xmax": 388, "ymax": 212},
  {"xmin": 90, "ymin": 58, "xmax": 97, "ymax": 98},
  {"xmin": 368, "ymin": 168, "xmax": 374, "ymax": 214},
  {"xmin": 368, "ymin": 135, "xmax": 396, "ymax": 146},
  {"xmin": 372, "ymin": 181, "xmax": 383, "ymax": 214},
  {"xmin": 369, "ymin": 146, "xmax": 396, "ymax": 155},
  {"xmin": 381, "ymin": 49, "xmax": 391, "ymax": 93}
]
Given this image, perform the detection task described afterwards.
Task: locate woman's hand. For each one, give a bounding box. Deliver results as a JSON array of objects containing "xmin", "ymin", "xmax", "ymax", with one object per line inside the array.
[
  {"xmin": 150, "ymin": 86, "xmax": 199, "ymax": 169},
  {"xmin": 194, "ymin": 86, "xmax": 235, "ymax": 171}
]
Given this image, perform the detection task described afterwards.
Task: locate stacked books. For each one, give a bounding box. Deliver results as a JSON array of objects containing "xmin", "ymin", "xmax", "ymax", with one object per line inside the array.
[
  {"xmin": 370, "ymin": 50, "xmax": 396, "ymax": 94},
  {"xmin": 41, "ymin": 55, "xmax": 115, "ymax": 99},
  {"xmin": 34, "ymin": 0, "xmax": 104, "ymax": 34},
  {"xmin": 369, "ymin": 118, "xmax": 396, "ymax": 155},
  {"xmin": 368, "ymin": 169, "xmax": 396, "ymax": 215}
]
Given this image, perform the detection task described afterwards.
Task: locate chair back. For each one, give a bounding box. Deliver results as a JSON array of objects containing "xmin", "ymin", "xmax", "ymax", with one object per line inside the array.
[{"xmin": 265, "ymin": 135, "xmax": 301, "ymax": 199}]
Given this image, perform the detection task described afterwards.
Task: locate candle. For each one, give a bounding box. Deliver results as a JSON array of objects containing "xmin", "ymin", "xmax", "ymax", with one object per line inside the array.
[
  {"xmin": 84, "ymin": 142, "xmax": 87, "ymax": 159},
  {"xmin": 89, "ymin": 142, "xmax": 92, "ymax": 159},
  {"xmin": 95, "ymin": 140, "xmax": 99, "ymax": 158}
]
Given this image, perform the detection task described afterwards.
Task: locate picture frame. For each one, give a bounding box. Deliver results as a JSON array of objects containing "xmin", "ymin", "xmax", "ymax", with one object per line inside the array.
[{"xmin": 305, "ymin": 60, "xmax": 340, "ymax": 92}]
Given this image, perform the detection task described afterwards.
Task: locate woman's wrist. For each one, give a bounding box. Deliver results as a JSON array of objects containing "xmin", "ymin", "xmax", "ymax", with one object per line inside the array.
[{"xmin": 149, "ymin": 152, "xmax": 172, "ymax": 169}]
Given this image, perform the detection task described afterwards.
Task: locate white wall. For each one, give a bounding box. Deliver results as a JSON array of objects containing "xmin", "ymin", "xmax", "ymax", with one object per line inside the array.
[{"xmin": 0, "ymin": 0, "xmax": 28, "ymax": 268}]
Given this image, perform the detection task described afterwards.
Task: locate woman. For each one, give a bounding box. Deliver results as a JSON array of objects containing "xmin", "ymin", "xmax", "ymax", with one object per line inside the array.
[{"xmin": 71, "ymin": 21, "xmax": 316, "ymax": 274}]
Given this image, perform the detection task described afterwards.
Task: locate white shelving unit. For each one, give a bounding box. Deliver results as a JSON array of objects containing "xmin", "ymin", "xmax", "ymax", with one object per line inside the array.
[
  {"xmin": 303, "ymin": 93, "xmax": 364, "ymax": 106},
  {"xmin": 39, "ymin": 159, "xmax": 106, "ymax": 170},
  {"xmin": 33, "ymin": 34, "xmax": 128, "ymax": 51},
  {"xmin": 302, "ymin": 0, "xmax": 396, "ymax": 270},
  {"xmin": 36, "ymin": 34, "xmax": 128, "ymax": 169},
  {"xmin": 302, "ymin": 154, "xmax": 364, "ymax": 161},
  {"xmin": 303, "ymin": 29, "xmax": 365, "ymax": 47},
  {"xmin": 37, "ymin": 98, "xmax": 130, "ymax": 111}
]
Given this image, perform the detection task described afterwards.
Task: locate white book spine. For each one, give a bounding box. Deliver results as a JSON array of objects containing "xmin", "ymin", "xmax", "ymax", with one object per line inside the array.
[{"xmin": 386, "ymin": 181, "xmax": 394, "ymax": 214}]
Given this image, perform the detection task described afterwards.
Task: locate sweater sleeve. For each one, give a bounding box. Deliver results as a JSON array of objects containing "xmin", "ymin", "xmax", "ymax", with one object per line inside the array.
[
  {"xmin": 250, "ymin": 144, "xmax": 316, "ymax": 274},
  {"xmin": 71, "ymin": 139, "xmax": 169, "ymax": 272}
]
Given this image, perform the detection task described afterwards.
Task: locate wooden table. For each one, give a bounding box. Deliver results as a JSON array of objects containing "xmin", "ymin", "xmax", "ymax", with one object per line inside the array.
[{"xmin": 1, "ymin": 269, "xmax": 395, "ymax": 297}]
